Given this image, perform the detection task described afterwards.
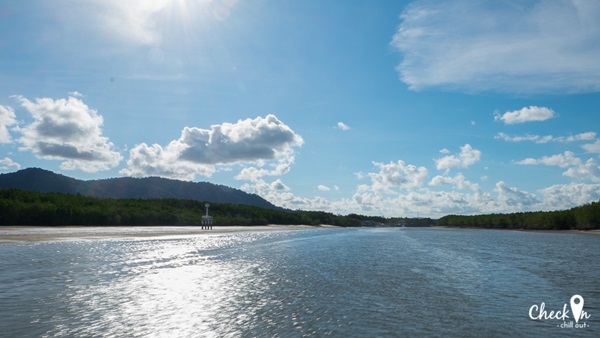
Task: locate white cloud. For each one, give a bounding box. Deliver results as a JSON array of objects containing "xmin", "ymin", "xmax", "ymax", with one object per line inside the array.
[
  {"xmin": 429, "ymin": 173, "xmax": 480, "ymax": 191},
  {"xmin": 350, "ymin": 182, "xmax": 521, "ymax": 218},
  {"xmin": 391, "ymin": 0, "xmax": 600, "ymax": 93},
  {"xmin": 119, "ymin": 142, "xmax": 216, "ymax": 181},
  {"xmin": 14, "ymin": 95, "xmax": 122, "ymax": 172},
  {"xmin": 271, "ymin": 179, "xmax": 289, "ymax": 191},
  {"xmin": 317, "ymin": 185, "xmax": 331, "ymax": 192},
  {"xmin": 567, "ymin": 132, "xmax": 597, "ymax": 142},
  {"xmin": 0, "ymin": 105, "xmax": 17, "ymax": 144},
  {"xmin": 495, "ymin": 133, "xmax": 552, "ymax": 144},
  {"xmin": 0, "ymin": 157, "xmax": 20, "ymax": 170},
  {"xmin": 240, "ymin": 177, "xmax": 346, "ymax": 213},
  {"xmin": 366, "ymin": 160, "xmax": 428, "ymax": 194},
  {"xmin": 435, "ymin": 144, "xmax": 481, "ymax": 171},
  {"xmin": 336, "ymin": 122, "xmax": 350, "ymax": 131},
  {"xmin": 582, "ymin": 140, "xmax": 600, "ymax": 154},
  {"xmin": 239, "ymin": 154, "xmax": 600, "ymax": 218},
  {"xmin": 539, "ymin": 183, "xmax": 600, "ymax": 210},
  {"xmin": 494, "ymin": 106, "xmax": 556, "ymax": 125},
  {"xmin": 495, "ymin": 131, "xmax": 596, "ymax": 144},
  {"xmin": 234, "ymin": 157, "xmax": 295, "ymax": 182},
  {"xmin": 495, "ymin": 181, "xmax": 540, "ymax": 208},
  {"xmin": 563, "ymin": 158, "xmax": 600, "ymax": 182},
  {"xmin": 516, "ymin": 151, "xmax": 582, "ymax": 168},
  {"xmin": 516, "ymin": 158, "xmax": 539, "ymax": 166},
  {"xmin": 122, "ymin": 114, "xmax": 304, "ymax": 180},
  {"xmin": 354, "ymin": 171, "xmax": 365, "ymax": 179},
  {"xmin": 517, "ymin": 151, "xmax": 600, "ymax": 182}
]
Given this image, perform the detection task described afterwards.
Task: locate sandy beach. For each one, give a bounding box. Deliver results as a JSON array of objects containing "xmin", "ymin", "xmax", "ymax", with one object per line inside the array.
[{"xmin": 0, "ymin": 225, "xmax": 337, "ymax": 243}]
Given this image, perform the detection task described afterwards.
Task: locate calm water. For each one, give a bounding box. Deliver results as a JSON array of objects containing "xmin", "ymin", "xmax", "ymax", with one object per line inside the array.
[{"xmin": 1, "ymin": 227, "xmax": 599, "ymax": 337}]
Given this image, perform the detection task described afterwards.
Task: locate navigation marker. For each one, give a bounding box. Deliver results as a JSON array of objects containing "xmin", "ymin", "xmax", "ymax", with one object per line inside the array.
[{"xmin": 570, "ymin": 295, "xmax": 584, "ymax": 323}]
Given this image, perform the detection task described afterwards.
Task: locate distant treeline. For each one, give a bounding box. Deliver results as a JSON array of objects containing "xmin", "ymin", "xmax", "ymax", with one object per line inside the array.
[
  {"xmin": 0, "ymin": 189, "xmax": 362, "ymax": 227},
  {"xmin": 347, "ymin": 214, "xmax": 435, "ymax": 227},
  {"xmin": 437, "ymin": 201, "xmax": 600, "ymax": 230}
]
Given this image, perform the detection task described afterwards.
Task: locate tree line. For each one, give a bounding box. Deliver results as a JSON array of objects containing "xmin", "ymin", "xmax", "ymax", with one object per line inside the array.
[
  {"xmin": 0, "ymin": 189, "xmax": 362, "ymax": 227},
  {"xmin": 437, "ymin": 200, "xmax": 600, "ymax": 230},
  {"xmin": 2, "ymin": 188, "xmax": 598, "ymax": 229}
]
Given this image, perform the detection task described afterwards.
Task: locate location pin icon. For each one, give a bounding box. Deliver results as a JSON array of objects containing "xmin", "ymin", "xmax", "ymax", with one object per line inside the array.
[{"xmin": 570, "ymin": 295, "xmax": 584, "ymax": 323}]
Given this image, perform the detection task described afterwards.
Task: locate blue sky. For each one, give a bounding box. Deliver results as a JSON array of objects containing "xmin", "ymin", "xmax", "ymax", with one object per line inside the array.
[{"xmin": 1, "ymin": 0, "xmax": 599, "ymax": 217}]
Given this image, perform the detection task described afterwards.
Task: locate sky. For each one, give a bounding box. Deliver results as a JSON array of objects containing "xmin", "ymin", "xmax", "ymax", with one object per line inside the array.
[{"xmin": 1, "ymin": 0, "xmax": 600, "ymax": 218}]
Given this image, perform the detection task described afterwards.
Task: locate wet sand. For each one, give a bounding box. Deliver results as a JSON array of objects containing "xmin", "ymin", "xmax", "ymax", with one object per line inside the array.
[{"xmin": 0, "ymin": 225, "xmax": 337, "ymax": 243}]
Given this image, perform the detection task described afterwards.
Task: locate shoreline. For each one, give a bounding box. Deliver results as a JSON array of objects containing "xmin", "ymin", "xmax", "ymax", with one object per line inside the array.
[
  {"xmin": 2, "ymin": 225, "xmax": 598, "ymax": 243},
  {"xmin": 432, "ymin": 225, "xmax": 600, "ymax": 235},
  {"xmin": 0, "ymin": 225, "xmax": 338, "ymax": 243}
]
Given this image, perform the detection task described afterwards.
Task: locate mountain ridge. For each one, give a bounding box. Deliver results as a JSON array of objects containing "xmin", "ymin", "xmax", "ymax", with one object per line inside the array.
[{"xmin": 0, "ymin": 168, "xmax": 281, "ymax": 210}]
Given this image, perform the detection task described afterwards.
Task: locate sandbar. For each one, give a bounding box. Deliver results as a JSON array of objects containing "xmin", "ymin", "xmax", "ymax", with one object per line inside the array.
[{"xmin": 0, "ymin": 225, "xmax": 337, "ymax": 243}]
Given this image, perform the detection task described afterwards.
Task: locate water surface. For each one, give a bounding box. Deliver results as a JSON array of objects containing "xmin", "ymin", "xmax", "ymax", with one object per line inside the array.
[{"xmin": 1, "ymin": 228, "xmax": 598, "ymax": 337}]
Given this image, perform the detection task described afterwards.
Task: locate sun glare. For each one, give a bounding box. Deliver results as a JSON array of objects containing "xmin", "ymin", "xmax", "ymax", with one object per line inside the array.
[{"xmin": 100, "ymin": 0, "xmax": 240, "ymax": 47}]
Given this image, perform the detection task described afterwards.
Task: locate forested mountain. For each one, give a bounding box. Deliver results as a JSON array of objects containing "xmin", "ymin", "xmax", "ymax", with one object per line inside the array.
[
  {"xmin": 0, "ymin": 189, "xmax": 361, "ymax": 226},
  {"xmin": 0, "ymin": 168, "xmax": 279, "ymax": 210}
]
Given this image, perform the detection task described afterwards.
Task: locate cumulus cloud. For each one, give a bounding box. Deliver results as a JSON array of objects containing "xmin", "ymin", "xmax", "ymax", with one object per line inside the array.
[
  {"xmin": 317, "ymin": 185, "xmax": 331, "ymax": 192},
  {"xmin": 0, "ymin": 157, "xmax": 20, "ymax": 170},
  {"xmin": 494, "ymin": 106, "xmax": 556, "ymax": 125},
  {"xmin": 435, "ymin": 144, "xmax": 481, "ymax": 171},
  {"xmin": 350, "ymin": 178, "xmax": 596, "ymax": 218},
  {"xmin": 429, "ymin": 173, "xmax": 480, "ymax": 191},
  {"xmin": 14, "ymin": 95, "xmax": 122, "ymax": 172},
  {"xmin": 365, "ymin": 160, "xmax": 428, "ymax": 194},
  {"xmin": 122, "ymin": 114, "xmax": 304, "ymax": 180},
  {"xmin": 239, "ymin": 176, "xmax": 348, "ymax": 213},
  {"xmin": 270, "ymin": 179, "xmax": 289, "ymax": 191},
  {"xmin": 391, "ymin": 0, "xmax": 600, "ymax": 93},
  {"xmin": 517, "ymin": 151, "xmax": 600, "ymax": 182},
  {"xmin": 240, "ymin": 154, "xmax": 599, "ymax": 218},
  {"xmin": 119, "ymin": 142, "xmax": 216, "ymax": 180},
  {"xmin": 234, "ymin": 157, "xmax": 295, "ymax": 182},
  {"xmin": 336, "ymin": 122, "xmax": 350, "ymax": 131},
  {"xmin": 0, "ymin": 105, "xmax": 17, "ymax": 144},
  {"xmin": 351, "ymin": 180, "xmax": 526, "ymax": 218},
  {"xmin": 563, "ymin": 159, "xmax": 600, "ymax": 182},
  {"xmin": 495, "ymin": 181, "xmax": 540, "ymax": 208},
  {"xmin": 540, "ymin": 183, "xmax": 600, "ymax": 210}
]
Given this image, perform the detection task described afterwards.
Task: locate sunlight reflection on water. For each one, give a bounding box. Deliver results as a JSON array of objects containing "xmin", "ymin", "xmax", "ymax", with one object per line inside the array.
[{"xmin": 46, "ymin": 234, "xmax": 272, "ymax": 337}]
